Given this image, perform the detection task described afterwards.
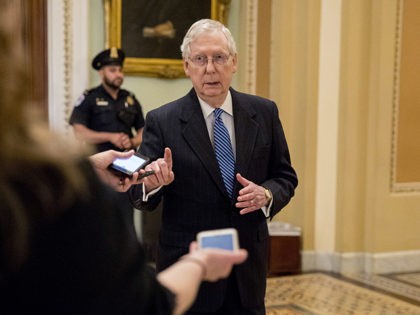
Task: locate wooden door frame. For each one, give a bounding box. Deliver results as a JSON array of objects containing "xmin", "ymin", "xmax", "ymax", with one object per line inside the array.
[{"xmin": 23, "ymin": 0, "xmax": 48, "ymax": 119}]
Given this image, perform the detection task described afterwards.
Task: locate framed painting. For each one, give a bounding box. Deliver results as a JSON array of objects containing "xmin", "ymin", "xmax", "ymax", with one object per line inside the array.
[{"xmin": 104, "ymin": 0, "xmax": 231, "ymax": 78}]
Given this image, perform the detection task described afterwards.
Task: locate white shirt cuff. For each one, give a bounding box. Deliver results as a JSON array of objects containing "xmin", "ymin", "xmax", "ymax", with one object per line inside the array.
[
  {"xmin": 142, "ymin": 183, "xmax": 163, "ymax": 202},
  {"xmin": 261, "ymin": 198, "xmax": 273, "ymax": 218}
]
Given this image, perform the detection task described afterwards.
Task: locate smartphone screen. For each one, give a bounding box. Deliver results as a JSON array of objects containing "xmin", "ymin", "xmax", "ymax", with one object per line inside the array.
[
  {"xmin": 110, "ymin": 153, "xmax": 149, "ymax": 176},
  {"xmin": 200, "ymin": 234, "xmax": 235, "ymax": 250},
  {"xmin": 197, "ymin": 228, "xmax": 239, "ymax": 251}
]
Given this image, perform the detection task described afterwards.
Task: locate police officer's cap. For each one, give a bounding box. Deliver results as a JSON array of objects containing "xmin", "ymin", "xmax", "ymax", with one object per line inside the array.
[{"xmin": 92, "ymin": 47, "xmax": 125, "ymax": 70}]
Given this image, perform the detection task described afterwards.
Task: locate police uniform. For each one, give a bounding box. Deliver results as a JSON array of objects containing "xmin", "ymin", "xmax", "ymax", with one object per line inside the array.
[
  {"xmin": 69, "ymin": 85, "xmax": 144, "ymax": 152},
  {"xmin": 69, "ymin": 47, "xmax": 145, "ymax": 153}
]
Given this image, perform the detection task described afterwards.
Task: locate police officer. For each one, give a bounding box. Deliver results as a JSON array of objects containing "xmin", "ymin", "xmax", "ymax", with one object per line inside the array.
[{"xmin": 69, "ymin": 47, "xmax": 145, "ymax": 153}]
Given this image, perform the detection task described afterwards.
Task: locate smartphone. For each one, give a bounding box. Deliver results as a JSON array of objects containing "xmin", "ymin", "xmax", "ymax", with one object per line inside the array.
[
  {"xmin": 197, "ymin": 228, "xmax": 239, "ymax": 251},
  {"xmin": 109, "ymin": 152, "xmax": 149, "ymax": 177}
]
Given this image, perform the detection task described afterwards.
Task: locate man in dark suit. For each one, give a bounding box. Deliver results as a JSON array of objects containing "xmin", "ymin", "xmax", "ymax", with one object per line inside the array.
[{"xmin": 128, "ymin": 19, "xmax": 298, "ymax": 315}]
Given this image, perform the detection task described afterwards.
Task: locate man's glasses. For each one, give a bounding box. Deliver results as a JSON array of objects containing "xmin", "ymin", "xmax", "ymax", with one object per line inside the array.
[{"xmin": 188, "ymin": 54, "xmax": 231, "ymax": 67}]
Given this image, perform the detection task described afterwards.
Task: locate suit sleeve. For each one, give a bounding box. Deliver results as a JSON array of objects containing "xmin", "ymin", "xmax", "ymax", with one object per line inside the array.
[
  {"xmin": 263, "ymin": 102, "xmax": 298, "ymax": 218},
  {"xmin": 128, "ymin": 110, "xmax": 165, "ymax": 211}
]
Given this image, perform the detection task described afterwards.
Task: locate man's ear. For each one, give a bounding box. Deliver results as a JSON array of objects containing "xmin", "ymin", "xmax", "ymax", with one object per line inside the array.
[
  {"xmin": 231, "ymin": 54, "xmax": 238, "ymax": 74},
  {"xmin": 183, "ymin": 59, "xmax": 190, "ymax": 77}
]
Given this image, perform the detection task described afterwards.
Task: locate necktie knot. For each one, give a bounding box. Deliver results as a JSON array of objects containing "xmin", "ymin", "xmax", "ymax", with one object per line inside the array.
[{"xmin": 214, "ymin": 108, "xmax": 223, "ymax": 120}]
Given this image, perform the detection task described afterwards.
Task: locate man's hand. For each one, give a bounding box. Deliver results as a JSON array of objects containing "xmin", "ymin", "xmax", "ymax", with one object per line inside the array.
[
  {"xmin": 142, "ymin": 147, "xmax": 175, "ymax": 193},
  {"xmin": 235, "ymin": 173, "xmax": 269, "ymax": 215}
]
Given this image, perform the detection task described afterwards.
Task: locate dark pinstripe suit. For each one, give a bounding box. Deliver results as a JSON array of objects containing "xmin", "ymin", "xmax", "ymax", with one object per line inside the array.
[{"xmin": 128, "ymin": 88, "xmax": 298, "ymax": 313}]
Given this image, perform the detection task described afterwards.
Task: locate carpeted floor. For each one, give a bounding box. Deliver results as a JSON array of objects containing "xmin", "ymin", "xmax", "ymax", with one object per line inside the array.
[{"xmin": 265, "ymin": 272, "xmax": 420, "ymax": 314}]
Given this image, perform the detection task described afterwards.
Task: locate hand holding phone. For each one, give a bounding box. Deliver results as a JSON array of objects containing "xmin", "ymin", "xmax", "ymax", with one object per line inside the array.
[{"xmin": 197, "ymin": 228, "xmax": 239, "ymax": 251}]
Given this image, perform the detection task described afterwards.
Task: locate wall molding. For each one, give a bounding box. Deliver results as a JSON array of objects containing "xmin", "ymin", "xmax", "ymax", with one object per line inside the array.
[
  {"xmin": 390, "ymin": 0, "xmax": 420, "ymax": 192},
  {"xmin": 48, "ymin": 0, "xmax": 88, "ymax": 135},
  {"xmin": 302, "ymin": 250, "xmax": 420, "ymax": 274},
  {"xmin": 236, "ymin": 0, "xmax": 257, "ymax": 94},
  {"xmin": 62, "ymin": 0, "xmax": 72, "ymax": 134}
]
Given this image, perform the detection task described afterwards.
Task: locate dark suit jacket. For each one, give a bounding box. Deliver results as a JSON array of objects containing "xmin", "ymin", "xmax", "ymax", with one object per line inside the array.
[{"xmin": 128, "ymin": 88, "xmax": 298, "ymax": 312}]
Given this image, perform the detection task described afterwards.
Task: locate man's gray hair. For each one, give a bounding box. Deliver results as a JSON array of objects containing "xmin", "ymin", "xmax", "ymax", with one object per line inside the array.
[{"xmin": 180, "ymin": 19, "xmax": 237, "ymax": 59}]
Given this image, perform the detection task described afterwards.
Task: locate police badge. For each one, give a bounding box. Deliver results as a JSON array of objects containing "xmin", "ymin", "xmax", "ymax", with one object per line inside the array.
[{"xmin": 126, "ymin": 95, "xmax": 134, "ymax": 106}]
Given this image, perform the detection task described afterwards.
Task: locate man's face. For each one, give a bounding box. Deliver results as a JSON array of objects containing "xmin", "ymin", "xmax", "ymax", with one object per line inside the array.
[
  {"xmin": 100, "ymin": 65, "xmax": 124, "ymax": 90},
  {"xmin": 183, "ymin": 31, "xmax": 237, "ymax": 107}
]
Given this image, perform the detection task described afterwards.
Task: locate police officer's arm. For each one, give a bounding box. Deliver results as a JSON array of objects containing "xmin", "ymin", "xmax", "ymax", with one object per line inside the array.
[{"xmin": 72, "ymin": 123, "xmax": 129, "ymax": 150}]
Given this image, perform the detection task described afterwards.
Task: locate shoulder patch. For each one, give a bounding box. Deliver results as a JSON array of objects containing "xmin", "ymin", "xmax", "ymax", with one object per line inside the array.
[{"xmin": 74, "ymin": 93, "xmax": 86, "ymax": 107}]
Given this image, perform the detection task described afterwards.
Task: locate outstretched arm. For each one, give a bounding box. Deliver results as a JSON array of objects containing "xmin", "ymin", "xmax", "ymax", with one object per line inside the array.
[{"xmin": 157, "ymin": 242, "xmax": 247, "ymax": 315}]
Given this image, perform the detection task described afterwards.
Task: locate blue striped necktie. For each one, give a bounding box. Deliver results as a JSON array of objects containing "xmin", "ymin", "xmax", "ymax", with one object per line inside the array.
[{"xmin": 213, "ymin": 108, "xmax": 235, "ymax": 198}]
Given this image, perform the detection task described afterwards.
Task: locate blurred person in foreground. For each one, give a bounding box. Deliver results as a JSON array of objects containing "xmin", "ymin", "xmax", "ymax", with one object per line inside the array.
[
  {"xmin": 0, "ymin": 4, "xmax": 247, "ymax": 315},
  {"xmin": 128, "ymin": 19, "xmax": 298, "ymax": 314}
]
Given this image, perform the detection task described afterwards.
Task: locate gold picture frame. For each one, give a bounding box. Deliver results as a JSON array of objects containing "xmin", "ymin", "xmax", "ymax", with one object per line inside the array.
[{"xmin": 104, "ymin": 0, "xmax": 231, "ymax": 78}]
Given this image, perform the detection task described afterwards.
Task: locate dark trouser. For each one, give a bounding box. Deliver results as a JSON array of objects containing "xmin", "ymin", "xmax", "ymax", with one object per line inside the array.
[{"xmin": 185, "ymin": 273, "xmax": 265, "ymax": 315}]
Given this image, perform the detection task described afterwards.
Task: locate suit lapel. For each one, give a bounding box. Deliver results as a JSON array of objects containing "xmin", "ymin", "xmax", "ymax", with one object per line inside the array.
[
  {"xmin": 179, "ymin": 89, "xmax": 259, "ymax": 199},
  {"xmin": 180, "ymin": 90, "xmax": 228, "ymax": 197},
  {"xmin": 232, "ymin": 90, "xmax": 259, "ymax": 192}
]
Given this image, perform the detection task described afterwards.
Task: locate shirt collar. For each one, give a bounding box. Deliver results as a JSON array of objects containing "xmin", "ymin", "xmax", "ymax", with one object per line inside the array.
[{"xmin": 198, "ymin": 91, "xmax": 233, "ymax": 119}]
